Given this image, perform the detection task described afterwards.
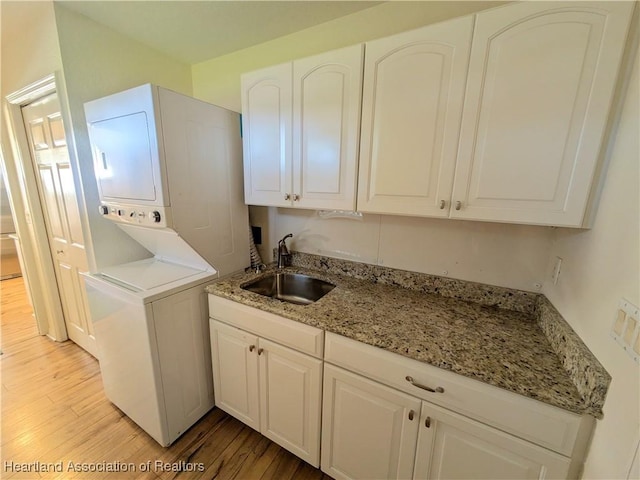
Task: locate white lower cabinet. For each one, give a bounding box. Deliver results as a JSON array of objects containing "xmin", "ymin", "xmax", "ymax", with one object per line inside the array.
[
  {"xmin": 414, "ymin": 402, "xmax": 570, "ymax": 480},
  {"xmin": 209, "ymin": 297, "xmax": 591, "ymax": 478},
  {"xmin": 210, "ymin": 319, "xmax": 322, "ymax": 467},
  {"xmin": 321, "ymin": 364, "xmax": 421, "ymax": 480},
  {"xmin": 322, "ymin": 364, "xmax": 571, "ymax": 480},
  {"xmin": 209, "ymin": 319, "xmax": 260, "ymax": 430}
]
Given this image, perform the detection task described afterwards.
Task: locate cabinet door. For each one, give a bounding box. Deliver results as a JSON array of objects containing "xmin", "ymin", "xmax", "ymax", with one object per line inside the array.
[
  {"xmin": 293, "ymin": 45, "xmax": 364, "ymax": 210},
  {"xmin": 414, "ymin": 402, "xmax": 570, "ymax": 480},
  {"xmin": 259, "ymin": 338, "xmax": 322, "ymax": 467},
  {"xmin": 357, "ymin": 16, "xmax": 473, "ymax": 217},
  {"xmin": 241, "ymin": 63, "xmax": 292, "ymax": 207},
  {"xmin": 452, "ymin": 1, "xmax": 634, "ymax": 226},
  {"xmin": 321, "ymin": 364, "xmax": 421, "ymax": 480},
  {"xmin": 209, "ymin": 320, "xmax": 260, "ymax": 430}
]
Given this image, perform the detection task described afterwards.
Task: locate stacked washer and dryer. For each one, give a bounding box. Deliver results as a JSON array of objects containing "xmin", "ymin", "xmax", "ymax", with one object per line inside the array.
[{"xmin": 82, "ymin": 84, "xmax": 249, "ymax": 446}]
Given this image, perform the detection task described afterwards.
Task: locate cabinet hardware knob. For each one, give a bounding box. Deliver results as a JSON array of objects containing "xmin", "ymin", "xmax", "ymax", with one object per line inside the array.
[
  {"xmin": 439, "ymin": 200, "xmax": 446, "ymax": 210},
  {"xmin": 408, "ymin": 410, "xmax": 415, "ymax": 421},
  {"xmin": 258, "ymin": 348, "xmax": 264, "ymax": 355},
  {"xmin": 425, "ymin": 416, "xmax": 431, "ymax": 428},
  {"xmin": 293, "ymin": 194, "xmax": 300, "ymax": 201},
  {"xmin": 405, "ymin": 376, "xmax": 444, "ymax": 394},
  {"xmin": 249, "ymin": 345, "xmax": 255, "ymax": 352},
  {"xmin": 56, "ymin": 250, "xmax": 64, "ymax": 254},
  {"xmin": 284, "ymin": 193, "xmax": 291, "ymax": 201},
  {"xmin": 455, "ymin": 201, "xmax": 462, "ymax": 211}
]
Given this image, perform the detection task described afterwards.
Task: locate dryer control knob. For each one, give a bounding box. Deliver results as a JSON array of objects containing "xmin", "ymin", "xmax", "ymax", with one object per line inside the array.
[
  {"xmin": 98, "ymin": 205, "xmax": 109, "ymax": 215},
  {"xmin": 151, "ymin": 211, "xmax": 161, "ymax": 223}
]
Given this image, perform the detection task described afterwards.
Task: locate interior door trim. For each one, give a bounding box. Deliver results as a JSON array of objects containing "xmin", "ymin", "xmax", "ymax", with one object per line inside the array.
[
  {"xmin": 4, "ymin": 73, "xmax": 67, "ymax": 341},
  {"xmin": 6, "ymin": 74, "xmax": 56, "ymax": 106}
]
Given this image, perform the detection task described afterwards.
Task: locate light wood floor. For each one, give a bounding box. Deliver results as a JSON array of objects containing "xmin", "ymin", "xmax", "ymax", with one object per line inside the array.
[{"xmin": 0, "ymin": 277, "xmax": 333, "ymax": 480}]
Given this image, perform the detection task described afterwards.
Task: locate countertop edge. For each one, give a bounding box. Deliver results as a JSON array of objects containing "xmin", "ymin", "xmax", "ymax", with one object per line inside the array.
[{"xmin": 536, "ymin": 296, "xmax": 611, "ymax": 419}]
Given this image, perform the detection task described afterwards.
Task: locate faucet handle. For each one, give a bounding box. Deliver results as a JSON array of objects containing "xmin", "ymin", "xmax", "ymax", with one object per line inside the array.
[
  {"xmin": 279, "ymin": 233, "xmax": 293, "ymax": 246},
  {"xmin": 277, "ymin": 234, "xmax": 293, "ymax": 268}
]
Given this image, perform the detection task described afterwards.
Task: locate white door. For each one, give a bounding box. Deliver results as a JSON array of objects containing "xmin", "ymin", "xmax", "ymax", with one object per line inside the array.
[
  {"xmin": 259, "ymin": 338, "xmax": 322, "ymax": 467},
  {"xmin": 293, "ymin": 45, "xmax": 363, "ymax": 210},
  {"xmin": 357, "ymin": 16, "xmax": 473, "ymax": 217},
  {"xmin": 209, "ymin": 319, "xmax": 260, "ymax": 430},
  {"xmin": 22, "ymin": 93, "xmax": 97, "ymax": 357},
  {"xmin": 451, "ymin": 1, "xmax": 634, "ymax": 226},
  {"xmin": 241, "ymin": 63, "xmax": 293, "ymax": 207},
  {"xmin": 413, "ymin": 402, "xmax": 570, "ymax": 479},
  {"xmin": 321, "ymin": 364, "xmax": 421, "ymax": 480}
]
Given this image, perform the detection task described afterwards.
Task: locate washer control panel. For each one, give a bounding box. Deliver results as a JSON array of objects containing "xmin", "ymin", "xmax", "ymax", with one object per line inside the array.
[{"xmin": 98, "ymin": 203, "xmax": 170, "ymax": 228}]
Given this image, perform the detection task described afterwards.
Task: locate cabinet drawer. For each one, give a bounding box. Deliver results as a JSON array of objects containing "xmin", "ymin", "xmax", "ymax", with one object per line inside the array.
[
  {"xmin": 324, "ymin": 332, "xmax": 591, "ymax": 457},
  {"xmin": 208, "ymin": 295, "xmax": 324, "ymax": 358}
]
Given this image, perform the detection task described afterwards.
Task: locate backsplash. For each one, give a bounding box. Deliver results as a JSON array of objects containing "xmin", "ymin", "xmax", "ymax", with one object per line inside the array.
[
  {"xmin": 258, "ymin": 206, "xmax": 555, "ymax": 293},
  {"xmin": 288, "ymin": 251, "xmax": 539, "ymax": 315}
]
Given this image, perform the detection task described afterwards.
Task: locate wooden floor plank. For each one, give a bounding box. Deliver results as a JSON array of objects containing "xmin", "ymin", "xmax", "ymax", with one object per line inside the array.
[
  {"xmin": 0, "ymin": 277, "xmax": 332, "ymax": 480},
  {"xmin": 260, "ymin": 447, "xmax": 304, "ymax": 480}
]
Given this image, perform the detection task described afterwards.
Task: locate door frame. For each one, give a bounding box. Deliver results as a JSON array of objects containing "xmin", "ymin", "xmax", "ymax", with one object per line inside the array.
[{"xmin": 2, "ymin": 73, "xmax": 71, "ymax": 341}]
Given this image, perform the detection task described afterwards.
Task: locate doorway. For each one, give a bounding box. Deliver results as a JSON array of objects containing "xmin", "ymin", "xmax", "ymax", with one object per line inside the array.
[{"xmin": 4, "ymin": 76, "xmax": 97, "ymax": 357}]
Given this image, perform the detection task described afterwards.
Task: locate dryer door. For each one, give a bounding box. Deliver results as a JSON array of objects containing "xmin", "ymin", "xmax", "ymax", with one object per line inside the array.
[
  {"xmin": 89, "ymin": 112, "xmax": 158, "ymax": 202},
  {"xmin": 85, "ymin": 84, "xmax": 167, "ymax": 206}
]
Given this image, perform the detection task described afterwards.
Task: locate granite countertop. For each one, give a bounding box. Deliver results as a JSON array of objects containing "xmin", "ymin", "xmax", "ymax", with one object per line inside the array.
[{"xmin": 206, "ymin": 253, "xmax": 609, "ymax": 418}]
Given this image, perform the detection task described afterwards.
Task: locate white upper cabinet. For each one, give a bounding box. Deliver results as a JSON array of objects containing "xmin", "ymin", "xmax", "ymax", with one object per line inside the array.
[
  {"xmin": 242, "ymin": 1, "xmax": 633, "ymax": 226},
  {"xmin": 451, "ymin": 1, "xmax": 635, "ymax": 226},
  {"xmin": 357, "ymin": 15, "xmax": 474, "ymax": 217},
  {"xmin": 293, "ymin": 46, "xmax": 364, "ymax": 210},
  {"xmin": 242, "ymin": 45, "xmax": 363, "ymax": 210},
  {"xmin": 242, "ymin": 63, "xmax": 292, "ymax": 207}
]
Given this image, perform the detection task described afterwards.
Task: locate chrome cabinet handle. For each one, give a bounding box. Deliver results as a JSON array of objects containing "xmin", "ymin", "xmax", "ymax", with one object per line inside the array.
[
  {"xmin": 455, "ymin": 201, "xmax": 462, "ymax": 211},
  {"xmin": 284, "ymin": 193, "xmax": 291, "ymax": 201},
  {"xmin": 408, "ymin": 410, "xmax": 415, "ymax": 421},
  {"xmin": 425, "ymin": 416, "xmax": 431, "ymax": 428},
  {"xmin": 439, "ymin": 200, "xmax": 446, "ymax": 210},
  {"xmin": 405, "ymin": 376, "xmax": 444, "ymax": 394},
  {"xmin": 249, "ymin": 345, "xmax": 255, "ymax": 352}
]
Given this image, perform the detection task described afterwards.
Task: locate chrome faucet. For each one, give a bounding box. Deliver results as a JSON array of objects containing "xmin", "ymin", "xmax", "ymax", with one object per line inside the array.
[{"xmin": 277, "ymin": 233, "xmax": 293, "ymax": 268}]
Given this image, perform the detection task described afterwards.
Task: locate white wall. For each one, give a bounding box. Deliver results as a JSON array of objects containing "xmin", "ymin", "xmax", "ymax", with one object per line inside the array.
[
  {"xmin": 192, "ymin": 1, "xmax": 507, "ymax": 112},
  {"xmin": 257, "ymin": 207, "xmax": 554, "ymax": 292},
  {"xmin": 542, "ymin": 49, "xmax": 640, "ymax": 480}
]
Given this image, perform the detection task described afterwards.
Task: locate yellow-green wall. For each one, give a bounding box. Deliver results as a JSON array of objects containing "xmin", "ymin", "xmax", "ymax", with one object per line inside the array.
[
  {"xmin": 54, "ymin": 4, "xmax": 192, "ymax": 102},
  {"xmin": 1, "ymin": 1, "xmax": 62, "ymax": 96},
  {"xmin": 0, "ymin": 0, "xmax": 66, "ymax": 338},
  {"xmin": 191, "ymin": 1, "xmax": 507, "ymax": 111},
  {"xmin": 53, "ymin": 4, "xmax": 193, "ymax": 270}
]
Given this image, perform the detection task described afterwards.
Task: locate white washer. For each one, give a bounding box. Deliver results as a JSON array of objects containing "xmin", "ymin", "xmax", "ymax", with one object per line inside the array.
[
  {"xmin": 83, "ymin": 259, "xmax": 216, "ymax": 447},
  {"xmin": 82, "ymin": 84, "xmax": 250, "ymax": 446}
]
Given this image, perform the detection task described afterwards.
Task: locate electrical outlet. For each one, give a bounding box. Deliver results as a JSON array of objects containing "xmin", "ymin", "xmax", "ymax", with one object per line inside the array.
[
  {"xmin": 611, "ymin": 298, "xmax": 640, "ymax": 364},
  {"xmin": 251, "ymin": 225, "xmax": 262, "ymax": 245},
  {"xmin": 551, "ymin": 256, "xmax": 562, "ymax": 285}
]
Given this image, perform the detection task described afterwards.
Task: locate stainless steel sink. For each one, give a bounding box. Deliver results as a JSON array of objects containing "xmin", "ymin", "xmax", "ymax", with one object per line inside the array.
[{"xmin": 241, "ymin": 272, "xmax": 335, "ymax": 305}]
